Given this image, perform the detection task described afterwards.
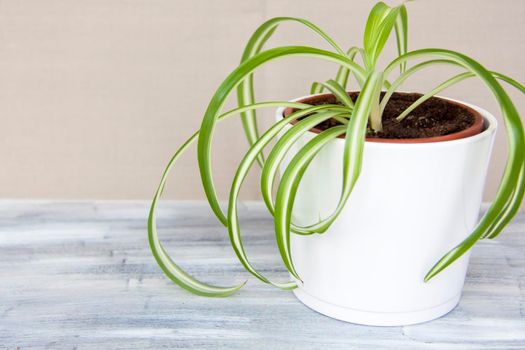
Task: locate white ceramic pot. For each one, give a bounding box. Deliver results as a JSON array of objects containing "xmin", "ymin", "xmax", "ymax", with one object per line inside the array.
[{"xmin": 275, "ymin": 95, "xmax": 497, "ymax": 326}]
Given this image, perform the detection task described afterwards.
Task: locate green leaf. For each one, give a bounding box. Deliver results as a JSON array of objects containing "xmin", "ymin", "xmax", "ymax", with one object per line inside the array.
[
  {"xmin": 482, "ymin": 73, "xmax": 525, "ymax": 239},
  {"xmin": 379, "ymin": 59, "xmax": 459, "ymax": 116},
  {"xmin": 310, "ymin": 81, "xmax": 324, "ymax": 95},
  {"xmin": 370, "ymin": 7, "xmax": 401, "ymax": 66},
  {"xmin": 335, "ymin": 47, "xmax": 364, "ymax": 89},
  {"xmin": 237, "ymin": 17, "xmax": 346, "ymax": 166},
  {"xmin": 148, "ymin": 132, "xmax": 245, "ymax": 297},
  {"xmin": 364, "ymin": 2, "xmax": 391, "ymax": 68},
  {"xmin": 317, "ymin": 80, "xmax": 355, "ymax": 108},
  {"xmin": 274, "ymin": 125, "xmax": 347, "ymax": 280},
  {"xmin": 484, "ymin": 163, "xmax": 525, "ymax": 239},
  {"xmin": 148, "ymin": 101, "xmax": 312, "ymax": 297},
  {"xmin": 384, "ymin": 48, "xmax": 525, "ymax": 282},
  {"xmin": 394, "ymin": 4, "xmax": 408, "ymax": 72},
  {"xmin": 363, "ymin": 2, "xmax": 409, "ymax": 72},
  {"xmin": 396, "ymin": 71, "xmax": 472, "ymax": 121}
]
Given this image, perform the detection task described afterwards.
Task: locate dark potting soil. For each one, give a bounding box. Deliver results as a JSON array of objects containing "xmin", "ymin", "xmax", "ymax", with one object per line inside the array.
[{"xmin": 286, "ymin": 92, "xmax": 477, "ymax": 139}]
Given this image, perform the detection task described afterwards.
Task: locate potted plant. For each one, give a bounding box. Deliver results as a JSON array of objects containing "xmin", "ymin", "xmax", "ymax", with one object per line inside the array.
[{"xmin": 148, "ymin": 2, "xmax": 525, "ymax": 326}]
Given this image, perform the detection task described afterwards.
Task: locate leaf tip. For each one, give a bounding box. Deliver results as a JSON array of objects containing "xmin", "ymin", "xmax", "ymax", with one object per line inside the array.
[{"xmin": 424, "ymin": 269, "xmax": 437, "ymax": 283}]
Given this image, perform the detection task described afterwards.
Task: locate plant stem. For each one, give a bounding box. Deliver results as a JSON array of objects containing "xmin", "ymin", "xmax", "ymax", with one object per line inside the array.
[{"xmin": 368, "ymin": 71, "xmax": 384, "ymax": 132}]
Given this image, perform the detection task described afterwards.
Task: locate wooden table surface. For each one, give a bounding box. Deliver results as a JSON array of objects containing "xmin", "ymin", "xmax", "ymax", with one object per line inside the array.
[{"xmin": 1, "ymin": 201, "xmax": 524, "ymax": 349}]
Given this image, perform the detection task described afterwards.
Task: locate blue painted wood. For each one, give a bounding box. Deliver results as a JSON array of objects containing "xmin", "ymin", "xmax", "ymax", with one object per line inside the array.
[{"xmin": 0, "ymin": 201, "xmax": 523, "ymax": 349}]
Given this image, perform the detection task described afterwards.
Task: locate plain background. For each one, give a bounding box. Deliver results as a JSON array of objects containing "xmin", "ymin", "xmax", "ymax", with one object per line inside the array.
[{"xmin": 0, "ymin": 0, "xmax": 524, "ymax": 205}]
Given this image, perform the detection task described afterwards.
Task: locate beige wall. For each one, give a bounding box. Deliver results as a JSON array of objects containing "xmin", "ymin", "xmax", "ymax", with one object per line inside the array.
[{"xmin": 0, "ymin": 0, "xmax": 524, "ymax": 204}]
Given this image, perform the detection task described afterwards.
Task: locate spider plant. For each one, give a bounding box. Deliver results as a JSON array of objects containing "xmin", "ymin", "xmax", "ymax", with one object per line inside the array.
[{"xmin": 148, "ymin": 2, "xmax": 525, "ymax": 297}]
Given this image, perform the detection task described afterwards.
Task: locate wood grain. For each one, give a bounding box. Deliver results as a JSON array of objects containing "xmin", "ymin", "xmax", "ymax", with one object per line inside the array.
[{"xmin": 0, "ymin": 201, "xmax": 523, "ymax": 349}]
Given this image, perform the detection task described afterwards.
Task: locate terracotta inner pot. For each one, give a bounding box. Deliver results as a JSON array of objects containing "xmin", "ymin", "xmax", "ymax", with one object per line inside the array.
[{"xmin": 282, "ymin": 92, "xmax": 485, "ymax": 143}]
